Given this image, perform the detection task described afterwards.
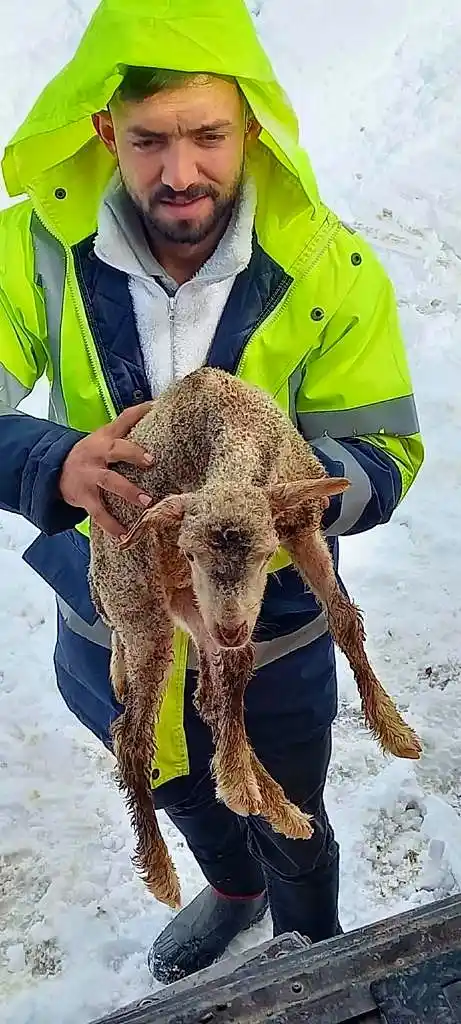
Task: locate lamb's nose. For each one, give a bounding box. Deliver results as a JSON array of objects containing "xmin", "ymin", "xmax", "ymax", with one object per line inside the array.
[{"xmin": 216, "ymin": 623, "xmax": 249, "ymax": 647}]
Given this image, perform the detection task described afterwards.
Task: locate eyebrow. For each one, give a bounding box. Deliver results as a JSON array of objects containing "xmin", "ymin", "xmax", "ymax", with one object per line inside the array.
[{"xmin": 128, "ymin": 120, "xmax": 234, "ymax": 138}]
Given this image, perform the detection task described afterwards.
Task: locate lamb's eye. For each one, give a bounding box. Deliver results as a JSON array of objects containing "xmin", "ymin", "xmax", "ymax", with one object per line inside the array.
[{"xmin": 184, "ymin": 551, "xmax": 195, "ymax": 563}]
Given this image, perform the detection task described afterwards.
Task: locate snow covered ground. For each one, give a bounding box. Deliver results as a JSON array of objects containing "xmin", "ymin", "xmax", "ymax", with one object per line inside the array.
[{"xmin": 1, "ymin": 1, "xmax": 461, "ymax": 1021}]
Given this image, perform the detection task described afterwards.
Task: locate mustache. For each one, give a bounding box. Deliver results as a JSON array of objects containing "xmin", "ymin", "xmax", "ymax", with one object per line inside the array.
[{"xmin": 150, "ymin": 184, "xmax": 219, "ymax": 204}]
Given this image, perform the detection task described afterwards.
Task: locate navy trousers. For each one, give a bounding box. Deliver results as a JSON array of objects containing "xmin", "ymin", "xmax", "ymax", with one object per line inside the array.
[{"xmin": 164, "ymin": 728, "xmax": 340, "ymax": 941}]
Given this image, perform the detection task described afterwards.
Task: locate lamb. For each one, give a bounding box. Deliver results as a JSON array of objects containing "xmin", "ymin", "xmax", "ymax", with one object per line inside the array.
[{"xmin": 88, "ymin": 366, "xmax": 422, "ymax": 910}]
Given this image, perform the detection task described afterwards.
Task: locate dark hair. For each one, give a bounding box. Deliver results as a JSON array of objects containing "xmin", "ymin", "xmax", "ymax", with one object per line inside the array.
[
  {"xmin": 111, "ymin": 66, "xmax": 251, "ymax": 119},
  {"xmin": 113, "ymin": 67, "xmax": 198, "ymax": 104}
]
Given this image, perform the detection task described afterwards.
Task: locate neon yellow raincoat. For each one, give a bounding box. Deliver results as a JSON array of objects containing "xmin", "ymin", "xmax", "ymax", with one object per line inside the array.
[{"xmin": 0, "ymin": 0, "xmax": 423, "ymax": 787}]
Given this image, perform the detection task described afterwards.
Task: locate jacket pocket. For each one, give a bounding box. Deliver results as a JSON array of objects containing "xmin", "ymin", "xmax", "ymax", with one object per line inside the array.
[{"xmin": 23, "ymin": 528, "xmax": 98, "ymax": 625}]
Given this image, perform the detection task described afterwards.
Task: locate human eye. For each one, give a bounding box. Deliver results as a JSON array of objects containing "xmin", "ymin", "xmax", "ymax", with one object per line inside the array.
[
  {"xmin": 196, "ymin": 132, "xmax": 227, "ymax": 147},
  {"xmin": 132, "ymin": 136, "xmax": 164, "ymax": 151}
]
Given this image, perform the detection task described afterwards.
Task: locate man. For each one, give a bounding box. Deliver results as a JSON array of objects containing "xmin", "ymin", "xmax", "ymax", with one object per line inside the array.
[{"xmin": 0, "ymin": 0, "xmax": 423, "ymax": 985}]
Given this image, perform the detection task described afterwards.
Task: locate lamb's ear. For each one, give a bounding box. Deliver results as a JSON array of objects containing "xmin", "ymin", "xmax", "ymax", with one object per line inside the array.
[
  {"xmin": 269, "ymin": 477, "xmax": 350, "ymax": 521},
  {"xmin": 118, "ymin": 494, "xmax": 187, "ymax": 550}
]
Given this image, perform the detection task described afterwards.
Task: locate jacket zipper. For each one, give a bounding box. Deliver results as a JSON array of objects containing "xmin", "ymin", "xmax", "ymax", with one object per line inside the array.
[
  {"xmin": 168, "ymin": 295, "xmax": 177, "ymax": 379},
  {"xmin": 236, "ymin": 275, "xmax": 292, "ymax": 381},
  {"xmin": 237, "ymin": 216, "xmax": 342, "ymax": 387}
]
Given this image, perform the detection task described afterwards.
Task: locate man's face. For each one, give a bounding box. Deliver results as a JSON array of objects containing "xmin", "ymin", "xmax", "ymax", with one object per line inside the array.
[{"xmin": 96, "ymin": 76, "xmax": 248, "ymax": 245}]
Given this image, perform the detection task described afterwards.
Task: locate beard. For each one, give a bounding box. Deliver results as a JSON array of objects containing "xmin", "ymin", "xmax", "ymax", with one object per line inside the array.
[{"xmin": 124, "ymin": 172, "xmax": 242, "ymax": 245}]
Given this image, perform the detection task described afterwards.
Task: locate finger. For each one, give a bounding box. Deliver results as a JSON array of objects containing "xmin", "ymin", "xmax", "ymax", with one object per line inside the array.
[
  {"xmin": 96, "ymin": 468, "xmax": 152, "ymax": 508},
  {"xmin": 107, "ymin": 438, "xmax": 153, "ymax": 468},
  {"xmin": 112, "ymin": 402, "xmax": 153, "ymax": 437},
  {"xmin": 89, "ymin": 500, "xmax": 127, "ymax": 539}
]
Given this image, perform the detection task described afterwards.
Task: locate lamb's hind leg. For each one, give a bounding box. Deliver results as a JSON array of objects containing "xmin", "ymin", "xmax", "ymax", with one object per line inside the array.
[
  {"xmin": 110, "ymin": 609, "xmax": 181, "ymax": 909},
  {"xmin": 288, "ymin": 528, "xmax": 422, "ymax": 760}
]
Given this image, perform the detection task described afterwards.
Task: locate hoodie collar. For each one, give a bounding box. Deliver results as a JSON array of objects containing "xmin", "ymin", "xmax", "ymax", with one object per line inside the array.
[{"xmin": 94, "ymin": 170, "xmax": 257, "ymax": 291}]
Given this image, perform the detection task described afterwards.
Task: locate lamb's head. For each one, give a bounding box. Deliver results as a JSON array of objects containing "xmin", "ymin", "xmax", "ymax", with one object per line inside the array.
[
  {"xmin": 119, "ymin": 476, "xmax": 349, "ymax": 648},
  {"xmin": 177, "ymin": 486, "xmax": 279, "ymax": 648}
]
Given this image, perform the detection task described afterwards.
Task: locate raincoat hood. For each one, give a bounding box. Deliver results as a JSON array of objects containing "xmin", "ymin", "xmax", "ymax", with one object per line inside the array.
[{"xmin": 2, "ymin": 0, "xmax": 320, "ymax": 222}]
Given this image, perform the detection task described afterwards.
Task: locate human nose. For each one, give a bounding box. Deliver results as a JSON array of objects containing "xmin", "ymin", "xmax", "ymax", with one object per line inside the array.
[{"xmin": 160, "ymin": 141, "xmax": 197, "ymax": 192}]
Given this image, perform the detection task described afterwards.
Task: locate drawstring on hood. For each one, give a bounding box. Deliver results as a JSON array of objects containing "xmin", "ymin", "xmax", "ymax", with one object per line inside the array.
[{"xmin": 95, "ymin": 171, "xmax": 256, "ymax": 292}]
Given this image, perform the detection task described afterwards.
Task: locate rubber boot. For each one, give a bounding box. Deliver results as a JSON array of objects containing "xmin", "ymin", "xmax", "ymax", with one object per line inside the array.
[{"xmin": 148, "ymin": 885, "xmax": 268, "ymax": 984}]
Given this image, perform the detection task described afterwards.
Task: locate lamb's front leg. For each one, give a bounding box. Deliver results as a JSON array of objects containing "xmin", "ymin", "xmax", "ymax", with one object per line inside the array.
[
  {"xmin": 287, "ymin": 526, "xmax": 422, "ymax": 760},
  {"xmin": 207, "ymin": 649, "xmax": 313, "ymax": 837},
  {"xmin": 168, "ymin": 588, "xmax": 263, "ymax": 815},
  {"xmin": 166, "ymin": 587, "xmax": 222, "ymax": 729},
  {"xmin": 206, "ymin": 646, "xmax": 264, "ymax": 817},
  {"xmin": 168, "ymin": 586, "xmax": 309, "ymax": 833},
  {"xmin": 193, "ymin": 648, "xmax": 222, "ymax": 735},
  {"xmin": 169, "ymin": 590, "xmax": 311, "ymax": 828},
  {"xmin": 248, "ymin": 751, "xmax": 314, "ymax": 840},
  {"xmin": 167, "ymin": 587, "xmax": 261, "ymax": 814}
]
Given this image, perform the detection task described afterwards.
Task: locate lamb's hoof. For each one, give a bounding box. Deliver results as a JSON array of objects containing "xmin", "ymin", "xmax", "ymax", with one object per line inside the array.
[
  {"xmin": 269, "ymin": 806, "xmax": 315, "ymax": 841},
  {"xmin": 216, "ymin": 779, "xmax": 263, "ymax": 817},
  {"xmin": 384, "ymin": 727, "xmax": 423, "ymax": 761},
  {"xmin": 395, "ymin": 737, "xmax": 422, "ymax": 760},
  {"xmin": 288, "ymin": 813, "xmax": 314, "ymax": 841}
]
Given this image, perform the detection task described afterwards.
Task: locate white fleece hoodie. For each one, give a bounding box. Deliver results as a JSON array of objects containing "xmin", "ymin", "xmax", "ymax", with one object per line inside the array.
[{"xmin": 94, "ymin": 173, "xmax": 256, "ymax": 397}]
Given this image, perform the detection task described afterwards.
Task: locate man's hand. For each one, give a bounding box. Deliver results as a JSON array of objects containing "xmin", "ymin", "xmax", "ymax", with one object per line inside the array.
[{"xmin": 59, "ymin": 403, "xmax": 154, "ymax": 538}]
